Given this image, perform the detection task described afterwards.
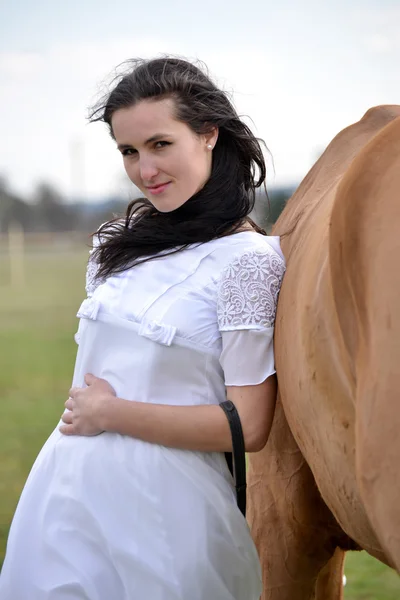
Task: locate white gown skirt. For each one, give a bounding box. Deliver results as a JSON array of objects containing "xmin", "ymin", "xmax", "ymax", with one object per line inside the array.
[{"xmin": 0, "ymin": 427, "xmax": 262, "ymax": 600}]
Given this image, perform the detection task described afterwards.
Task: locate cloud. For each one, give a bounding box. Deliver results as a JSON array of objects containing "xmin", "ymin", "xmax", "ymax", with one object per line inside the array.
[
  {"xmin": 0, "ymin": 51, "xmax": 45, "ymax": 79},
  {"xmin": 366, "ymin": 33, "xmax": 399, "ymax": 54},
  {"xmin": 349, "ymin": 6, "xmax": 400, "ymax": 56}
]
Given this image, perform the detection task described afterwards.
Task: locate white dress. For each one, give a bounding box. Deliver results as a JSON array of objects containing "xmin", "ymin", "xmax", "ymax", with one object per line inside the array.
[{"xmin": 0, "ymin": 231, "xmax": 285, "ymax": 600}]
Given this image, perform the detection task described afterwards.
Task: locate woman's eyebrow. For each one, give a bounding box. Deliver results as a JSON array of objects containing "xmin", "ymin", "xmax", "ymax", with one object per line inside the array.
[
  {"xmin": 145, "ymin": 133, "xmax": 172, "ymax": 144},
  {"xmin": 117, "ymin": 134, "xmax": 172, "ymax": 151}
]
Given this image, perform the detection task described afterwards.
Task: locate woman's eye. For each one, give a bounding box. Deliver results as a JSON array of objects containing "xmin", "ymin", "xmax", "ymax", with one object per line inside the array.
[
  {"xmin": 155, "ymin": 141, "xmax": 171, "ymax": 149},
  {"xmin": 121, "ymin": 148, "xmax": 137, "ymax": 157}
]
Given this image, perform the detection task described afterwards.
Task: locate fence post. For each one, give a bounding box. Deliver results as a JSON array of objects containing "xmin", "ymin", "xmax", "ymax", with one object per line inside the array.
[{"xmin": 8, "ymin": 221, "xmax": 25, "ymax": 289}]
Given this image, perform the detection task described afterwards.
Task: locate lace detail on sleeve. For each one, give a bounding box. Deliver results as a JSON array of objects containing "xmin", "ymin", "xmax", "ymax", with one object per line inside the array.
[
  {"xmin": 85, "ymin": 230, "xmax": 105, "ymax": 297},
  {"xmin": 217, "ymin": 246, "xmax": 285, "ymax": 330},
  {"xmin": 85, "ymin": 249, "xmax": 100, "ymax": 297}
]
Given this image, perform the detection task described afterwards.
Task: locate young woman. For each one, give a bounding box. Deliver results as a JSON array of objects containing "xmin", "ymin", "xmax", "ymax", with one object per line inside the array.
[{"xmin": 0, "ymin": 57, "xmax": 285, "ymax": 600}]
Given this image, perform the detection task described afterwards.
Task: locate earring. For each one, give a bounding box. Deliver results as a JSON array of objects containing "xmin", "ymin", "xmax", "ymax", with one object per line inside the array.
[{"xmin": 207, "ymin": 144, "xmax": 213, "ymax": 150}]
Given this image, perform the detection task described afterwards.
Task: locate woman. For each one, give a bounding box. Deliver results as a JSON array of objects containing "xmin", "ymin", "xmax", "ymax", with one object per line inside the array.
[{"xmin": 0, "ymin": 57, "xmax": 285, "ymax": 599}]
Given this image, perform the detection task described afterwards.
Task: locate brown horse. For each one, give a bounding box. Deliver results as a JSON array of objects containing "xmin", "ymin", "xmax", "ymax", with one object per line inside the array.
[{"xmin": 248, "ymin": 105, "xmax": 400, "ymax": 599}]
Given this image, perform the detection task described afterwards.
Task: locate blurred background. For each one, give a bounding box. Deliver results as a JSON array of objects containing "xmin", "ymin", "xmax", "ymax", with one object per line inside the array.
[{"xmin": 1, "ymin": 0, "xmax": 400, "ymax": 596}]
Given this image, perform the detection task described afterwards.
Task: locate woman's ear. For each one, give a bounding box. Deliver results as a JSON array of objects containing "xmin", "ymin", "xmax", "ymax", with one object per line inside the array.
[{"xmin": 204, "ymin": 127, "xmax": 219, "ymax": 150}]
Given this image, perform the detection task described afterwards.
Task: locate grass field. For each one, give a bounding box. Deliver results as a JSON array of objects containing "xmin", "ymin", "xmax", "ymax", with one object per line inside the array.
[{"xmin": 0, "ymin": 241, "xmax": 399, "ymax": 597}]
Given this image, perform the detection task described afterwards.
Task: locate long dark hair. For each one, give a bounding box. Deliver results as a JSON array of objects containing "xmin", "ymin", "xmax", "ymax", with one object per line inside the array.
[{"xmin": 88, "ymin": 57, "xmax": 268, "ymax": 278}]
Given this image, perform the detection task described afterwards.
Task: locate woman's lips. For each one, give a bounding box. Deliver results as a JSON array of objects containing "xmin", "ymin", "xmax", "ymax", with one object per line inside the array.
[{"xmin": 146, "ymin": 182, "xmax": 171, "ymax": 195}]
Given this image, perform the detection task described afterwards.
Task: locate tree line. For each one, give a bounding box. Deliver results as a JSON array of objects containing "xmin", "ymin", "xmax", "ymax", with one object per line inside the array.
[{"xmin": 0, "ymin": 177, "xmax": 295, "ymax": 234}]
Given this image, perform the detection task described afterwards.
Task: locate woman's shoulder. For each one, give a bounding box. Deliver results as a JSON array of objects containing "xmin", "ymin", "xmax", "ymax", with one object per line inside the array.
[
  {"xmin": 208, "ymin": 232, "xmax": 285, "ymax": 297},
  {"xmin": 211, "ymin": 230, "xmax": 285, "ymax": 265}
]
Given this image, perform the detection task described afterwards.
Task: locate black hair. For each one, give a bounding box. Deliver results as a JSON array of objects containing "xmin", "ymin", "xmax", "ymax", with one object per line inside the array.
[{"xmin": 88, "ymin": 56, "xmax": 268, "ymax": 278}]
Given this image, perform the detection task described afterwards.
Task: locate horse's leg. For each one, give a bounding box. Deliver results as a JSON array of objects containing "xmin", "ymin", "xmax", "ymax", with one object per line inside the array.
[
  {"xmin": 315, "ymin": 548, "xmax": 346, "ymax": 600},
  {"xmin": 248, "ymin": 397, "xmax": 349, "ymax": 600}
]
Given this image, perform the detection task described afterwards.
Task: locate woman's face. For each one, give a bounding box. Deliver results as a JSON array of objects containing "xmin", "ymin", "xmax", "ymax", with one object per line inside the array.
[{"xmin": 111, "ymin": 98, "xmax": 218, "ymax": 213}]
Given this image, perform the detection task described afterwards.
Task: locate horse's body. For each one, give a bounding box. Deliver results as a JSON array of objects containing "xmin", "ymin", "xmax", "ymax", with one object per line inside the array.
[{"xmin": 248, "ymin": 105, "xmax": 400, "ymax": 599}]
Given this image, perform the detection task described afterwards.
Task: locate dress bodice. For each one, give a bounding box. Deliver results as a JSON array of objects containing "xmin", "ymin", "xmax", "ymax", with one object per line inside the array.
[{"xmin": 74, "ymin": 231, "xmax": 285, "ymax": 403}]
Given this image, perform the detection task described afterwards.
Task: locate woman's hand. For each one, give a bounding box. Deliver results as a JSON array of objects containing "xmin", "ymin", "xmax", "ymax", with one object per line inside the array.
[{"xmin": 59, "ymin": 373, "xmax": 116, "ymax": 436}]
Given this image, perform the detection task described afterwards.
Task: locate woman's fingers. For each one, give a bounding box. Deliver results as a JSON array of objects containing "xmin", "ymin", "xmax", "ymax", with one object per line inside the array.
[
  {"xmin": 84, "ymin": 373, "xmax": 97, "ymax": 386},
  {"xmin": 59, "ymin": 424, "xmax": 75, "ymax": 436},
  {"xmin": 64, "ymin": 397, "xmax": 74, "ymax": 410},
  {"xmin": 61, "ymin": 411, "xmax": 73, "ymax": 424}
]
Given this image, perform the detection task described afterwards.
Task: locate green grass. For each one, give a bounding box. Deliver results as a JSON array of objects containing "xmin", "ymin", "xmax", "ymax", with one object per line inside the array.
[
  {"xmin": 344, "ymin": 552, "xmax": 400, "ymax": 599},
  {"xmin": 0, "ymin": 247, "xmax": 87, "ymax": 564},
  {"xmin": 0, "ymin": 243, "xmax": 399, "ymax": 598}
]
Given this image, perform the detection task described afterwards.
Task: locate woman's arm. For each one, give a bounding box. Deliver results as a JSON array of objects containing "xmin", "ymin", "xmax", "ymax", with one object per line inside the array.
[
  {"xmin": 105, "ymin": 376, "xmax": 277, "ymax": 452},
  {"xmin": 61, "ymin": 373, "xmax": 277, "ymax": 453}
]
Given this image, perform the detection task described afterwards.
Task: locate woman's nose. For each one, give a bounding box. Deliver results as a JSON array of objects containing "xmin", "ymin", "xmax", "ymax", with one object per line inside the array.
[{"xmin": 139, "ymin": 157, "xmax": 159, "ymax": 182}]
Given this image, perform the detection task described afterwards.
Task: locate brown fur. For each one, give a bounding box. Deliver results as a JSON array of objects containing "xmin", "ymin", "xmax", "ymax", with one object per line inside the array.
[{"xmin": 248, "ymin": 106, "xmax": 400, "ymax": 599}]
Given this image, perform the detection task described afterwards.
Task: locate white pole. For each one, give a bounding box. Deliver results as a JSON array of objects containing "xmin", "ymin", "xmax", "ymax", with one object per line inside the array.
[
  {"xmin": 69, "ymin": 138, "xmax": 86, "ymax": 202},
  {"xmin": 8, "ymin": 220, "xmax": 25, "ymax": 288}
]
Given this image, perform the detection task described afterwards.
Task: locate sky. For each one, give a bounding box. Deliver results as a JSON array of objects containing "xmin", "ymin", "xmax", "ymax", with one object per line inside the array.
[{"xmin": 1, "ymin": 0, "xmax": 399, "ymax": 202}]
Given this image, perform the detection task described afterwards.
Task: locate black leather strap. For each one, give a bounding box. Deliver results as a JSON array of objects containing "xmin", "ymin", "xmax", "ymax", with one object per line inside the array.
[{"xmin": 220, "ymin": 400, "xmax": 247, "ymax": 517}]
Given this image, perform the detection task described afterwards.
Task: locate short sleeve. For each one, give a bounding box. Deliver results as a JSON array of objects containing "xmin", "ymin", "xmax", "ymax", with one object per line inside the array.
[
  {"xmin": 85, "ymin": 245, "xmax": 99, "ymax": 298},
  {"xmin": 75, "ymin": 231, "xmax": 104, "ymax": 345},
  {"xmin": 86, "ymin": 218, "xmax": 138, "ymax": 297},
  {"xmin": 85, "ymin": 227, "xmax": 106, "ymax": 297},
  {"xmin": 217, "ymin": 245, "xmax": 285, "ymax": 386}
]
